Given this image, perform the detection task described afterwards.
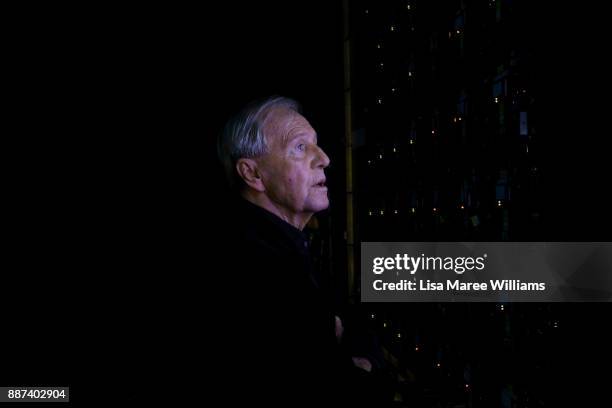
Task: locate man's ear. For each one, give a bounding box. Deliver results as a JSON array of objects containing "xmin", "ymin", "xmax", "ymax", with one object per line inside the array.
[{"xmin": 236, "ymin": 158, "xmax": 266, "ymax": 192}]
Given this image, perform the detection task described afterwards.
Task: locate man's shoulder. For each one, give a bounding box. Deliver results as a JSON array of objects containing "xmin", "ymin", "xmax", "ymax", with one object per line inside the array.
[{"xmin": 223, "ymin": 199, "xmax": 293, "ymax": 250}]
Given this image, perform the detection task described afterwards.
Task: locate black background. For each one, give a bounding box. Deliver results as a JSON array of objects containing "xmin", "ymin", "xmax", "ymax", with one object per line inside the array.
[{"xmin": 4, "ymin": 1, "xmax": 611, "ymax": 405}]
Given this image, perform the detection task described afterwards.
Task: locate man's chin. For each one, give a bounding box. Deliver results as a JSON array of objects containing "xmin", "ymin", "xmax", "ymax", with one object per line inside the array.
[{"xmin": 309, "ymin": 198, "xmax": 329, "ymax": 213}]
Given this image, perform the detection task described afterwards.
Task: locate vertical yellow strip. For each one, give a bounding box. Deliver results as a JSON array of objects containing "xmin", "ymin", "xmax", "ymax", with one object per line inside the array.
[{"xmin": 343, "ymin": 0, "xmax": 355, "ymax": 302}]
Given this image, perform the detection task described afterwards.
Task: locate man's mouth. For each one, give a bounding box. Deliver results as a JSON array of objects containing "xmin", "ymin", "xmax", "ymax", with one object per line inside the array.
[{"xmin": 313, "ymin": 179, "xmax": 327, "ymax": 188}]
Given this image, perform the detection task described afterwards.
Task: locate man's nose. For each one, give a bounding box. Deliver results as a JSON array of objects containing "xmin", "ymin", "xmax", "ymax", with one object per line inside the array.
[{"xmin": 313, "ymin": 145, "xmax": 331, "ymax": 169}]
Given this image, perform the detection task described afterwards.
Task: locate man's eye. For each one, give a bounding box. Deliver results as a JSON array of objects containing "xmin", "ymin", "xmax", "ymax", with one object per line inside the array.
[{"xmin": 296, "ymin": 143, "xmax": 306, "ymax": 151}]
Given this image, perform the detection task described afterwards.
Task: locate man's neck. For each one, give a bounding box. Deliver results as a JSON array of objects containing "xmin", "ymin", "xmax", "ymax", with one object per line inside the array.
[{"xmin": 241, "ymin": 191, "xmax": 312, "ymax": 231}]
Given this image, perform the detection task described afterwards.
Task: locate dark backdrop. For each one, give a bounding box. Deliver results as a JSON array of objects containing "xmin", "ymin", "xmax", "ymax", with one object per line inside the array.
[{"xmin": 4, "ymin": 1, "xmax": 611, "ymax": 405}]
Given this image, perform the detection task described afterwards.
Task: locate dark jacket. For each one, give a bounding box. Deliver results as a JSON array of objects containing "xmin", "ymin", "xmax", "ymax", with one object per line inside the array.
[
  {"xmin": 215, "ymin": 198, "xmax": 353, "ymax": 404},
  {"xmin": 131, "ymin": 197, "xmax": 387, "ymax": 406}
]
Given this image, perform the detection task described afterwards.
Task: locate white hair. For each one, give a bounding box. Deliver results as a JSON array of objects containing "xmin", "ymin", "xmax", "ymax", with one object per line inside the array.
[{"xmin": 217, "ymin": 96, "xmax": 300, "ymax": 189}]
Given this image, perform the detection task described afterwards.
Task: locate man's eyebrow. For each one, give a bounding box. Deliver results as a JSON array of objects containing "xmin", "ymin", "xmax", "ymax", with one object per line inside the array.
[
  {"xmin": 285, "ymin": 131, "xmax": 318, "ymax": 144},
  {"xmin": 283, "ymin": 131, "xmax": 319, "ymax": 145}
]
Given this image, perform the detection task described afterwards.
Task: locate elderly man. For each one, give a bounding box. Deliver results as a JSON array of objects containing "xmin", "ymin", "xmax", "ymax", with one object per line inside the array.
[
  {"xmin": 220, "ymin": 96, "xmax": 331, "ymax": 230},
  {"xmin": 215, "ymin": 96, "xmax": 376, "ymax": 404}
]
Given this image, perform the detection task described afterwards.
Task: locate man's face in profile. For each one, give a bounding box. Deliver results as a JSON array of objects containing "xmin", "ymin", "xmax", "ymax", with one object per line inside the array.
[{"xmin": 257, "ymin": 107, "xmax": 331, "ymax": 217}]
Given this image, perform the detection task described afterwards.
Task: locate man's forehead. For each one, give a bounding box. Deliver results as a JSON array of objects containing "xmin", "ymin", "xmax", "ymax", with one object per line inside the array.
[{"xmin": 264, "ymin": 107, "xmax": 316, "ymax": 144}]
